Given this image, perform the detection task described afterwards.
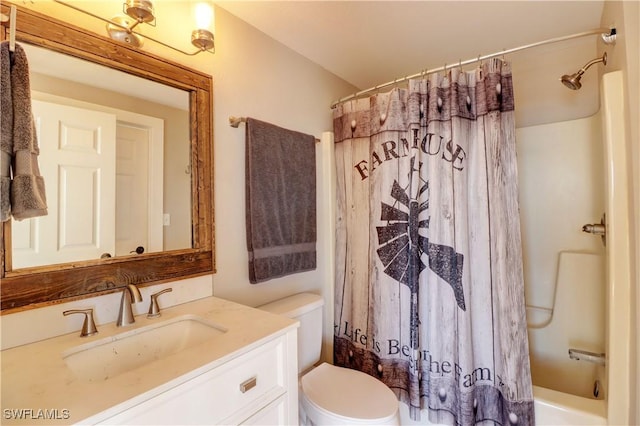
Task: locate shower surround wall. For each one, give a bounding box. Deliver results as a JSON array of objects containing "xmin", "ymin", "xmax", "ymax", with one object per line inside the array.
[{"xmin": 516, "ymin": 114, "xmax": 606, "ymax": 398}]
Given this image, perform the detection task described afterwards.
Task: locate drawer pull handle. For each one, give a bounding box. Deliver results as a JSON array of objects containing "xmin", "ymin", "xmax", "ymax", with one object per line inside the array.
[{"xmin": 240, "ymin": 377, "xmax": 257, "ymax": 393}]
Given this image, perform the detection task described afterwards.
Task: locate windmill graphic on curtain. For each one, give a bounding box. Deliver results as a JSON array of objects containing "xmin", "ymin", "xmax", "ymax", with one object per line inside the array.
[{"xmin": 377, "ymin": 171, "xmax": 465, "ymax": 352}]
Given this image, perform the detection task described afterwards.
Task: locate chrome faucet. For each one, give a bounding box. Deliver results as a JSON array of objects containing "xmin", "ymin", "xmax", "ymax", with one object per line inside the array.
[{"xmin": 116, "ymin": 284, "xmax": 143, "ymax": 327}]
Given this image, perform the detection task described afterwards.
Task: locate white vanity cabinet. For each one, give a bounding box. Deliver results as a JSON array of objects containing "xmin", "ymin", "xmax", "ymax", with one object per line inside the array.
[
  {"xmin": 1, "ymin": 296, "xmax": 299, "ymax": 426},
  {"xmin": 99, "ymin": 330, "xmax": 298, "ymax": 425}
]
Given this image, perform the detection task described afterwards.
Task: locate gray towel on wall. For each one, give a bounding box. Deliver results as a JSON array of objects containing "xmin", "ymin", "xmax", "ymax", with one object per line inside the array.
[
  {"xmin": 0, "ymin": 41, "xmax": 47, "ymax": 222},
  {"xmin": 246, "ymin": 118, "xmax": 316, "ymax": 283}
]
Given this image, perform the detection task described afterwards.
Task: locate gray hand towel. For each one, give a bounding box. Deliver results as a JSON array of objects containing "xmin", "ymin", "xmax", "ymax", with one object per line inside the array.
[
  {"xmin": 0, "ymin": 41, "xmax": 47, "ymax": 222},
  {"xmin": 1, "ymin": 41, "xmax": 13, "ymax": 221},
  {"xmin": 246, "ymin": 118, "xmax": 316, "ymax": 283}
]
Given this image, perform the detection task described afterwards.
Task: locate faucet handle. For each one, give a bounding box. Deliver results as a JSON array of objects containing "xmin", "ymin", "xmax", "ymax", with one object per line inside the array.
[
  {"xmin": 147, "ymin": 288, "xmax": 173, "ymax": 318},
  {"xmin": 63, "ymin": 308, "xmax": 98, "ymax": 337}
]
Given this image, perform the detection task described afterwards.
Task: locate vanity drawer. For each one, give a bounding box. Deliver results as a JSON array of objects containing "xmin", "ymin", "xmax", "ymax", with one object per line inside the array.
[
  {"xmin": 102, "ymin": 336, "xmax": 287, "ymax": 425},
  {"xmin": 214, "ymin": 339, "xmax": 287, "ymax": 423}
]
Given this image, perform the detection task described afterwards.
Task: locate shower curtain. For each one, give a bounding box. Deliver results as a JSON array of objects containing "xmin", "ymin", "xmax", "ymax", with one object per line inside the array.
[{"xmin": 333, "ymin": 59, "xmax": 534, "ymax": 425}]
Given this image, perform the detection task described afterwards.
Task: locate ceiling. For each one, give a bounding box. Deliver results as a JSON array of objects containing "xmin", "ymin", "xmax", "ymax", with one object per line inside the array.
[{"xmin": 215, "ymin": 1, "xmax": 605, "ymax": 91}]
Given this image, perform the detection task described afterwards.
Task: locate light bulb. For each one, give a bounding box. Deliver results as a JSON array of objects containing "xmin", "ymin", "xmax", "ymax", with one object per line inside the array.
[{"xmin": 193, "ymin": 2, "xmax": 214, "ymax": 32}]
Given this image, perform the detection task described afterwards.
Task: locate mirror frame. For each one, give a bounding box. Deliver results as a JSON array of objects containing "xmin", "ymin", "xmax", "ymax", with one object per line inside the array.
[{"xmin": 0, "ymin": 4, "xmax": 215, "ymax": 312}]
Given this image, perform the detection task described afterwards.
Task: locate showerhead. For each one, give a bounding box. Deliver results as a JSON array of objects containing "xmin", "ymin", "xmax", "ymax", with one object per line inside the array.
[
  {"xmin": 560, "ymin": 52, "xmax": 607, "ymax": 90},
  {"xmin": 561, "ymin": 72, "xmax": 584, "ymax": 90}
]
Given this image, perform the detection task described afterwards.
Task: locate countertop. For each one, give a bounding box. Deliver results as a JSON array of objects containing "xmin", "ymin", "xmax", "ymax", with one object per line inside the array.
[{"xmin": 0, "ymin": 296, "xmax": 298, "ymax": 425}]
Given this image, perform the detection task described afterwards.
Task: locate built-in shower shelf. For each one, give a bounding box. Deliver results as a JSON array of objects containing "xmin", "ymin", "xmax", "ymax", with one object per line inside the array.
[{"xmin": 526, "ymin": 305, "xmax": 554, "ymax": 329}]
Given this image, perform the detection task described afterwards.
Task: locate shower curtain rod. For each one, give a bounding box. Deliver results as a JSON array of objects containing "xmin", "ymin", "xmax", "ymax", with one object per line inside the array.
[{"xmin": 330, "ymin": 27, "xmax": 616, "ymax": 108}]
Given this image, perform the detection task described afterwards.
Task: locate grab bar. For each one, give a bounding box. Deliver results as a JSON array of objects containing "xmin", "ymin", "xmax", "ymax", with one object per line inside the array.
[{"xmin": 568, "ymin": 348, "xmax": 606, "ymax": 366}]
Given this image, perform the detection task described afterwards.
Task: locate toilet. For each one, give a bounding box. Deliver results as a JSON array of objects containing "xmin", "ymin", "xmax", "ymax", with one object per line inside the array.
[{"xmin": 258, "ymin": 293, "xmax": 400, "ymax": 425}]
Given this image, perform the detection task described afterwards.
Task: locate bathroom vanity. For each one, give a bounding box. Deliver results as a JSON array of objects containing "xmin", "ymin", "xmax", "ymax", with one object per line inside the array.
[{"xmin": 0, "ymin": 297, "xmax": 299, "ymax": 425}]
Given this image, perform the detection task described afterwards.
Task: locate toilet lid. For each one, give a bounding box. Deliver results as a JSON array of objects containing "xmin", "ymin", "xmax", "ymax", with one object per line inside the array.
[{"xmin": 301, "ymin": 363, "xmax": 398, "ymax": 421}]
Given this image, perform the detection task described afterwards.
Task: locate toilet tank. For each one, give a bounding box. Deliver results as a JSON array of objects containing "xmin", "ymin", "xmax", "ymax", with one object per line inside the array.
[{"xmin": 258, "ymin": 293, "xmax": 324, "ymax": 373}]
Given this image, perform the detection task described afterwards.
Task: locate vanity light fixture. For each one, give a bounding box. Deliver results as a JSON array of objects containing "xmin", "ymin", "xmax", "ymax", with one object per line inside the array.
[
  {"xmin": 106, "ymin": 0, "xmax": 156, "ymax": 48},
  {"xmin": 53, "ymin": 0, "xmax": 215, "ymax": 56}
]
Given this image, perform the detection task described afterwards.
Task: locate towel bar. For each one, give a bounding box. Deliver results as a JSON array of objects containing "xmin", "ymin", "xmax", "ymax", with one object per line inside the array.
[{"xmin": 229, "ymin": 116, "xmax": 320, "ymax": 143}]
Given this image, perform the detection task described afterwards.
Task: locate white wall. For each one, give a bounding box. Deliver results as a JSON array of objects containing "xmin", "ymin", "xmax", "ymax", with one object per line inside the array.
[{"xmin": 208, "ymin": 6, "xmax": 353, "ymax": 310}]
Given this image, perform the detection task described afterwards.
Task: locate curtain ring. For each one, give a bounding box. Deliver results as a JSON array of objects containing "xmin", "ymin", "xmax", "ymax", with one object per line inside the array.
[
  {"xmin": 459, "ymin": 59, "xmax": 467, "ymax": 85},
  {"xmin": 477, "ymin": 54, "xmax": 484, "ymax": 79}
]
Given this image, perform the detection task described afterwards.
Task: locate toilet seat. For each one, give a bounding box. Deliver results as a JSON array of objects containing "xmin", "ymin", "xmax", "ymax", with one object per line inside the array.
[{"xmin": 300, "ymin": 363, "xmax": 399, "ymax": 425}]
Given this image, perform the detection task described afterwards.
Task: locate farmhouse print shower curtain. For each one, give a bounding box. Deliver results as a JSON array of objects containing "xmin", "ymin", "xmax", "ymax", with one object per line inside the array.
[{"xmin": 333, "ymin": 59, "xmax": 534, "ymax": 425}]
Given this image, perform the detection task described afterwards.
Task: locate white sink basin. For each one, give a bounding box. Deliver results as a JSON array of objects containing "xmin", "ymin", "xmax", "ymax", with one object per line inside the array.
[{"xmin": 63, "ymin": 315, "xmax": 227, "ymax": 381}]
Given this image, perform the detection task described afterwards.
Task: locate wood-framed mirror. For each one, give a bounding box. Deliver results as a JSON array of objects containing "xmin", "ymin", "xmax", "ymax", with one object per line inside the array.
[{"xmin": 1, "ymin": 4, "xmax": 215, "ymax": 312}]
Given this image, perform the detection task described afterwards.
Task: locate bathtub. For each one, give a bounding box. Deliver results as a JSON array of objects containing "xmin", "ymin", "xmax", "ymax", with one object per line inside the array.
[
  {"xmin": 534, "ymin": 386, "xmax": 606, "ymax": 425},
  {"xmin": 398, "ymin": 387, "xmax": 606, "ymax": 425}
]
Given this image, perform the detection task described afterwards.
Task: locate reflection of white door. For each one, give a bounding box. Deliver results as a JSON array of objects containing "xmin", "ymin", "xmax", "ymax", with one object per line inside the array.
[
  {"xmin": 115, "ymin": 123, "xmax": 149, "ymax": 256},
  {"xmin": 114, "ymin": 114, "xmax": 164, "ymax": 256},
  {"xmin": 12, "ymin": 100, "xmax": 117, "ymax": 268}
]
